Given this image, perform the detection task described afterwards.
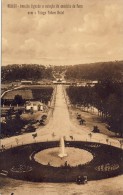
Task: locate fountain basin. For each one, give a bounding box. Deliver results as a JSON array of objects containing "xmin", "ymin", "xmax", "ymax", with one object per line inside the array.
[{"xmin": 34, "ymin": 147, "xmax": 93, "ymax": 167}]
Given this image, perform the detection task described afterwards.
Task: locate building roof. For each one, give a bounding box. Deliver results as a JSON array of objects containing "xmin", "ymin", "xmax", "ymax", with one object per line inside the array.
[{"xmin": 26, "ymin": 101, "xmax": 43, "ymax": 106}]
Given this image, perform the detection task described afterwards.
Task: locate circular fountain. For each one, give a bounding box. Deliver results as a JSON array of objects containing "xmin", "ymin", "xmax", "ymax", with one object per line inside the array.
[
  {"xmin": 0, "ymin": 140, "xmax": 123, "ymax": 182},
  {"xmin": 34, "ymin": 137, "xmax": 93, "ymax": 167}
]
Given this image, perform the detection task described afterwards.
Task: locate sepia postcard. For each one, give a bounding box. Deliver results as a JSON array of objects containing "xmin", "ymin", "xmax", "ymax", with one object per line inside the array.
[{"xmin": 0, "ymin": 0, "xmax": 123, "ymax": 194}]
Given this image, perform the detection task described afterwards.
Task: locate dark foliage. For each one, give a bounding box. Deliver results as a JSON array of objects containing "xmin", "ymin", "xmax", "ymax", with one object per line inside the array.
[
  {"xmin": 66, "ymin": 82, "xmax": 123, "ymax": 136},
  {"xmin": 65, "ymin": 61, "xmax": 123, "ymax": 82},
  {"xmin": 1, "ymin": 112, "xmax": 28, "ymax": 138},
  {"xmin": 2, "ymin": 64, "xmax": 53, "ymax": 82},
  {"xmin": 31, "ymin": 87, "xmax": 53, "ymax": 103}
]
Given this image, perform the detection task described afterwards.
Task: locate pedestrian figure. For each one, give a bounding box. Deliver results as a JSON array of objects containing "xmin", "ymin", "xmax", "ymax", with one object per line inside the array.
[
  {"xmin": 52, "ymin": 132, "xmax": 55, "ymax": 137},
  {"xmin": 70, "ymin": 136, "xmax": 73, "ymax": 140},
  {"xmin": 65, "ymin": 161, "xmax": 67, "ymax": 166},
  {"xmin": 48, "ymin": 162, "xmax": 50, "ymax": 166}
]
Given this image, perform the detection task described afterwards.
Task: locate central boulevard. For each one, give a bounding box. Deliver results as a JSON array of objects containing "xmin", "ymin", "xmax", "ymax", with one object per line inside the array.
[{"xmin": 1, "ymin": 85, "xmax": 119, "ymax": 148}]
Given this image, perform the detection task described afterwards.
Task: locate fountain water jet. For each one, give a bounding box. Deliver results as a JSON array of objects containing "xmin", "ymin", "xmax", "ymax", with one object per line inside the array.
[{"xmin": 58, "ymin": 137, "xmax": 67, "ymax": 158}]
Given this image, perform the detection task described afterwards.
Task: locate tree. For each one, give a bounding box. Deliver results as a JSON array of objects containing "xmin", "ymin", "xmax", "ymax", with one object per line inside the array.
[{"xmin": 14, "ymin": 94, "xmax": 23, "ymax": 105}]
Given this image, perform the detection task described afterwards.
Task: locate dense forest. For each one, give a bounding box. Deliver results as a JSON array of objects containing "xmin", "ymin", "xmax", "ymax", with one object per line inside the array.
[
  {"xmin": 66, "ymin": 81, "xmax": 123, "ymax": 137},
  {"xmin": 2, "ymin": 61, "xmax": 123, "ymax": 83},
  {"xmin": 1, "ymin": 64, "xmax": 53, "ymax": 82},
  {"xmin": 65, "ymin": 61, "xmax": 123, "ymax": 82}
]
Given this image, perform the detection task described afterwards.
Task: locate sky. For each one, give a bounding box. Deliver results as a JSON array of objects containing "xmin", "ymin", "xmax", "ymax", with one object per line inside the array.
[{"xmin": 2, "ymin": 0, "xmax": 123, "ymax": 66}]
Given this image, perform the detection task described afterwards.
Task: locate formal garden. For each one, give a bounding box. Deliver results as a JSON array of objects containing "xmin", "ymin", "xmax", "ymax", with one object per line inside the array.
[{"xmin": 0, "ymin": 141, "xmax": 123, "ymax": 182}]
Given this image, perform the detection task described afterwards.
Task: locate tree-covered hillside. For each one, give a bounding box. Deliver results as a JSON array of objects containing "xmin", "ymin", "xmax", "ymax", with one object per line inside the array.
[
  {"xmin": 65, "ymin": 61, "xmax": 123, "ymax": 82},
  {"xmin": 2, "ymin": 64, "xmax": 53, "ymax": 82}
]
